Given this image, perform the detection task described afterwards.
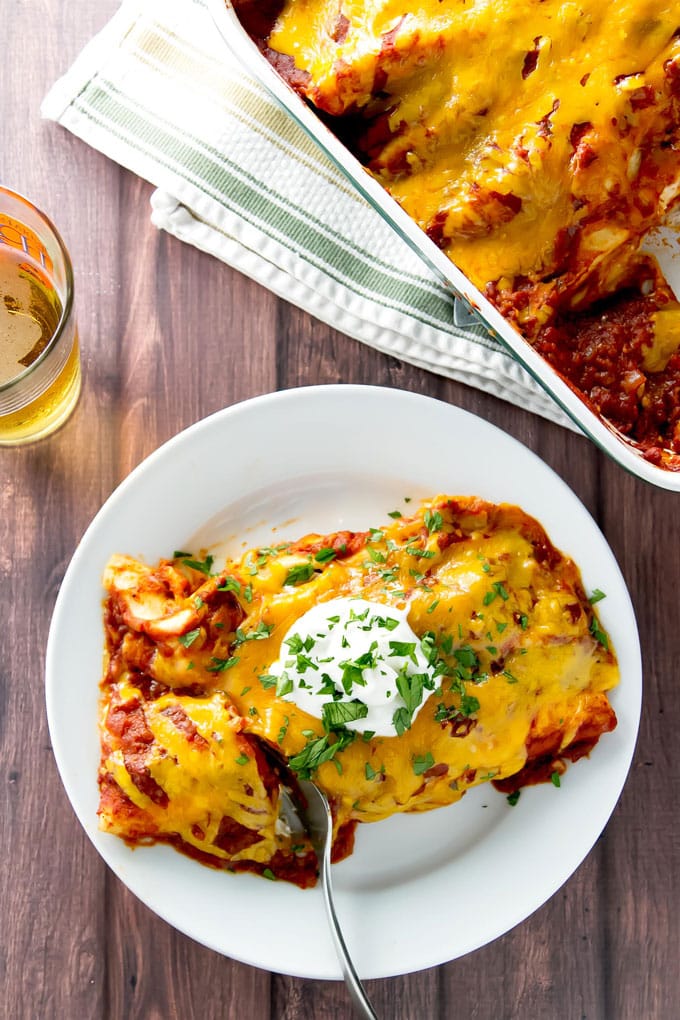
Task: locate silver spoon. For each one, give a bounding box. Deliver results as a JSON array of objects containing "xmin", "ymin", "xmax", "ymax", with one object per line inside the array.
[{"xmin": 294, "ymin": 779, "xmax": 379, "ymax": 1019}]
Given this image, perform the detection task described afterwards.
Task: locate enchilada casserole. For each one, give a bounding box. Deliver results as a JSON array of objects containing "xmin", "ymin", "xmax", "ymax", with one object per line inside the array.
[
  {"xmin": 235, "ymin": 0, "xmax": 680, "ymax": 469},
  {"xmin": 99, "ymin": 496, "xmax": 618, "ymax": 887}
]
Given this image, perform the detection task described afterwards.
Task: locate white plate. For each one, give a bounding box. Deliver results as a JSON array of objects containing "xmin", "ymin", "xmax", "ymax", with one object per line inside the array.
[{"xmin": 45, "ymin": 385, "xmax": 641, "ymax": 979}]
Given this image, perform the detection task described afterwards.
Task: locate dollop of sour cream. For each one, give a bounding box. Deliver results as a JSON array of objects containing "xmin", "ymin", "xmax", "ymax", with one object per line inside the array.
[{"xmin": 266, "ymin": 597, "xmax": 438, "ymax": 737}]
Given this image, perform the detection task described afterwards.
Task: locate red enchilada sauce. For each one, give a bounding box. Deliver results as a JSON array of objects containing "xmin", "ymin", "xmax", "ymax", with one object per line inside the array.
[{"xmin": 531, "ymin": 293, "xmax": 680, "ymax": 469}]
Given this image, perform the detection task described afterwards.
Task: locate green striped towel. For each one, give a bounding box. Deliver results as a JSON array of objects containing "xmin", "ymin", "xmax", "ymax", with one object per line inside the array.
[{"xmin": 42, "ymin": 0, "xmax": 570, "ymax": 427}]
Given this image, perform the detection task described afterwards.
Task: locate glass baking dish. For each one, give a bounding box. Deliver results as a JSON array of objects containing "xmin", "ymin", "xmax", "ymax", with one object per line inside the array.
[{"xmin": 210, "ymin": 0, "xmax": 680, "ymax": 492}]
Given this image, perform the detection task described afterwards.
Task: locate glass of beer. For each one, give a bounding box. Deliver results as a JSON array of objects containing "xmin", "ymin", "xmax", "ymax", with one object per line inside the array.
[{"xmin": 0, "ymin": 186, "xmax": 81, "ymax": 445}]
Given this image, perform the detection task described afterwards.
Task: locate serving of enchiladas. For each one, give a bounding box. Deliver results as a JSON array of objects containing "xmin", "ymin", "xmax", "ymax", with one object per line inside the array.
[{"xmin": 99, "ymin": 495, "xmax": 618, "ymax": 887}]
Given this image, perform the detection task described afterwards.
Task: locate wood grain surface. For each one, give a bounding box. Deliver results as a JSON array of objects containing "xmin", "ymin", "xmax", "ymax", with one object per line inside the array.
[{"xmin": 1, "ymin": 3, "xmax": 679, "ymax": 1018}]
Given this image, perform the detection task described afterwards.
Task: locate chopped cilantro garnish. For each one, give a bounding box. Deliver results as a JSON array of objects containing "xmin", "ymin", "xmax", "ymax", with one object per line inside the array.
[
  {"xmin": 277, "ymin": 717, "xmax": 289, "ymax": 745},
  {"xmin": 507, "ymin": 791, "xmax": 521, "ymax": 806},
  {"xmin": 392, "ymin": 706, "xmax": 412, "ymax": 736},
  {"xmin": 178, "ymin": 628, "xmax": 200, "ymax": 648},
  {"xmin": 551, "ymin": 771, "xmax": 561, "ymax": 788},
  {"xmin": 322, "ymin": 700, "xmax": 368, "ymax": 730},
  {"xmin": 287, "ymin": 728, "xmax": 355, "ymax": 777},
  {"xmin": 284, "ymin": 563, "xmax": 316, "ymax": 587},
  {"xmin": 389, "ymin": 640, "xmax": 418, "ymax": 663},
  {"xmin": 589, "ymin": 588, "xmax": 606, "ymax": 604},
  {"xmin": 296, "ymin": 653, "xmax": 318, "ymax": 673},
  {"xmin": 235, "ymin": 754, "xmax": 249, "ymax": 766},
  {"xmin": 483, "ymin": 581, "xmax": 509, "ymax": 605},
  {"xmin": 387, "ymin": 509, "xmax": 402, "ymax": 518},
  {"xmin": 439, "ymin": 634, "xmax": 454, "ymax": 656},
  {"xmin": 454, "ymin": 645, "xmax": 479, "ymax": 670},
  {"xmin": 217, "ymin": 577, "xmax": 242, "ymax": 595},
  {"xmin": 207, "ymin": 655, "xmax": 239, "ymax": 673},
  {"xmin": 424, "ymin": 510, "xmax": 443, "ymax": 533},
  {"xmin": 406, "ymin": 544, "xmax": 436, "ymax": 559},
  {"xmin": 396, "ymin": 669, "xmax": 425, "ymax": 716},
  {"xmin": 459, "ymin": 693, "xmax": 480, "ymax": 716},
  {"xmin": 179, "ymin": 555, "xmax": 214, "ymax": 576},
  {"xmin": 412, "ymin": 752, "xmax": 435, "ymax": 776},
  {"xmin": 339, "ymin": 661, "xmax": 366, "ymax": 695},
  {"xmin": 275, "ymin": 674, "xmax": 294, "ymax": 698},
  {"xmin": 234, "ymin": 621, "xmax": 274, "ymax": 646},
  {"xmin": 365, "ymin": 762, "xmax": 377, "ymax": 780},
  {"xmin": 589, "ymin": 616, "xmax": 609, "ymax": 650},
  {"xmin": 379, "ymin": 568, "xmax": 398, "ymax": 582},
  {"xmin": 434, "ymin": 702, "xmax": 460, "ymax": 723},
  {"xmin": 314, "ymin": 547, "xmax": 337, "ymax": 563}
]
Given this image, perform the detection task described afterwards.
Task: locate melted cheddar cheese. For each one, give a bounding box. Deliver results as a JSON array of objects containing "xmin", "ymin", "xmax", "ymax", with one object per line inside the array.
[
  {"xmin": 99, "ymin": 496, "xmax": 618, "ymax": 885},
  {"xmin": 241, "ymin": 0, "xmax": 680, "ymax": 466},
  {"xmin": 266, "ymin": 0, "xmax": 679, "ymax": 313}
]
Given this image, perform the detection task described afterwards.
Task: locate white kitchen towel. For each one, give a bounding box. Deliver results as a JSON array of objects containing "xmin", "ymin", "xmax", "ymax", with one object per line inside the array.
[{"xmin": 42, "ymin": 0, "xmax": 571, "ymax": 427}]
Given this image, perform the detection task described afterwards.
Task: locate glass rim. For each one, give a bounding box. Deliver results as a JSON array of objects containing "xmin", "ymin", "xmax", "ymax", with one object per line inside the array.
[{"xmin": 0, "ymin": 184, "xmax": 75, "ymax": 395}]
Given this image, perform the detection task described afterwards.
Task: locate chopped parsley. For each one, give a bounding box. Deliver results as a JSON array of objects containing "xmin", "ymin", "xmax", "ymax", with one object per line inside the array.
[
  {"xmin": 322, "ymin": 700, "xmax": 369, "ymax": 729},
  {"xmin": 392, "ymin": 706, "xmax": 412, "ymax": 737},
  {"xmin": 589, "ymin": 588, "xmax": 607, "ymax": 605},
  {"xmin": 233, "ymin": 621, "xmax": 274, "ymax": 646},
  {"xmin": 423, "ymin": 509, "xmax": 443, "ymax": 533},
  {"xmin": 412, "ymin": 752, "xmax": 435, "ymax": 776},
  {"xmin": 277, "ymin": 717, "xmax": 289, "ymax": 745},
  {"xmin": 284, "ymin": 562, "xmax": 316, "ymax": 586},
  {"xmin": 551, "ymin": 771, "xmax": 561, "ymax": 788},
  {"xmin": 275, "ymin": 674, "xmax": 294, "ymax": 698},
  {"xmin": 507, "ymin": 791, "xmax": 521, "ymax": 806},
  {"xmin": 207, "ymin": 655, "xmax": 239, "ymax": 673},
  {"xmin": 217, "ymin": 577, "xmax": 242, "ymax": 595},
  {"xmin": 314, "ymin": 547, "xmax": 337, "ymax": 563},
  {"xmin": 179, "ymin": 555, "xmax": 214, "ymax": 575},
  {"xmin": 483, "ymin": 581, "xmax": 509, "ymax": 605},
  {"xmin": 287, "ymin": 727, "xmax": 356, "ymax": 778},
  {"xmin": 178, "ymin": 628, "xmax": 200, "ymax": 648},
  {"xmin": 389, "ymin": 640, "xmax": 418, "ymax": 663},
  {"xmin": 589, "ymin": 616, "xmax": 609, "ymax": 650},
  {"xmin": 459, "ymin": 693, "xmax": 481, "ymax": 716}
]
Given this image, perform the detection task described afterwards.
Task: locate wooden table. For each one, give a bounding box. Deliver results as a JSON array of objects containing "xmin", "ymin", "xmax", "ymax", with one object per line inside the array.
[{"xmin": 2, "ymin": 4, "xmax": 679, "ymax": 1018}]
